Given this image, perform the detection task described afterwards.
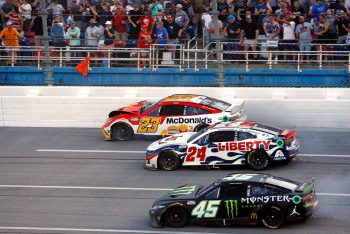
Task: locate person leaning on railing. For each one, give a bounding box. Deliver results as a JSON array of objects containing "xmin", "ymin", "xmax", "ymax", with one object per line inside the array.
[
  {"xmin": 65, "ymin": 21, "xmax": 81, "ymax": 63},
  {"xmin": 0, "ymin": 21, "xmax": 20, "ymax": 65},
  {"xmin": 154, "ymin": 21, "xmax": 169, "ymax": 65}
]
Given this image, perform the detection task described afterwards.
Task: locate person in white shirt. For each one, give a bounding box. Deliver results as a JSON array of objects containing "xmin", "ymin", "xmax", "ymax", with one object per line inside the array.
[
  {"xmin": 201, "ymin": 7, "xmax": 212, "ymax": 47},
  {"xmin": 19, "ymin": 0, "xmax": 31, "ymax": 31},
  {"xmin": 279, "ymin": 14, "xmax": 297, "ymax": 61}
]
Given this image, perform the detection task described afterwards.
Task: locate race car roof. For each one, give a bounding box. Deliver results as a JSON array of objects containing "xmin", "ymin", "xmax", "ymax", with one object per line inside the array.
[
  {"xmin": 213, "ymin": 121, "xmax": 281, "ymax": 135},
  {"xmin": 161, "ymin": 94, "xmax": 204, "ymax": 103},
  {"xmin": 219, "ymin": 173, "xmax": 299, "ymax": 190}
]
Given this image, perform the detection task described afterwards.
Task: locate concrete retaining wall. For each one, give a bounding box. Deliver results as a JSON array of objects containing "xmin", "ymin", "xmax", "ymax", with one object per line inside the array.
[{"xmin": 0, "ymin": 87, "xmax": 349, "ymax": 129}]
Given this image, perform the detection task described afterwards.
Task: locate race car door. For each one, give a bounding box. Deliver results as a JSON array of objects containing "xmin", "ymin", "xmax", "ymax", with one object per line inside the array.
[
  {"xmin": 218, "ymin": 182, "xmax": 249, "ymax": 223},
  {"xmin": 183, "ymin": 130, "xmax": 236, "ymax": 166},
  {"xmin": 138, "ymin": 104, "xmax": 185, "ymax": 135},
  {"xmin": 192, "ymin": 183, "xmax": 247, "ymax": 224}
]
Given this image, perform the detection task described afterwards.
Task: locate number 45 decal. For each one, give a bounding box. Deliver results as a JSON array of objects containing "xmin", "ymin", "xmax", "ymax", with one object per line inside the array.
[{"xmin": 192, "ymin": 200, "xmax": 221, "ymax": 218}]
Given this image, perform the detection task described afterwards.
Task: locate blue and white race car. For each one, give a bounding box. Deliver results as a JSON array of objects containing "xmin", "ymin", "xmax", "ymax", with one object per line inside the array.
[{"xmin": 145, "ymin": 121, "xmax": 299, "ymax": 171}]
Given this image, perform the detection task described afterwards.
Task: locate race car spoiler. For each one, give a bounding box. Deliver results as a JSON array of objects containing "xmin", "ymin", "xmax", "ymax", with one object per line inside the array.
[
  {"xmin": 294, "ymin": 177, "xmax": 316, "ymax": 195},
  {"xmin": 278, "ymin": 129, "xmax": 297, "ymax": 141}
]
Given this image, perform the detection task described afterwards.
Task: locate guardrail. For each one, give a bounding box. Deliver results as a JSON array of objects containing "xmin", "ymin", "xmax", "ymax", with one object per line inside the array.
[{"xmin": 1, "ymin": 42, "xmax": 350, "ymax": 72}]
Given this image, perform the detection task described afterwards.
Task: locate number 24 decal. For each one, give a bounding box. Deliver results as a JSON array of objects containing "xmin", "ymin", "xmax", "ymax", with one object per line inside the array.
[
  {"xmin": 185, "ymin": 146, "xmax": 207, "ymax": 162},
  {"xmin": 192, "ymin": 200, "xmax": 221, "ymax": 218},
  {"xmin": 137, "ymin": 117, "xmax": 161, "ymax": 133}
]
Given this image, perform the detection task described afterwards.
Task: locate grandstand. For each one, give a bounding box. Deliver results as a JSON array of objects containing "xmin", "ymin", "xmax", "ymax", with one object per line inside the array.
[{"xmin": 0, "ymin": 0, "xmax": 350, "ymax": 86}]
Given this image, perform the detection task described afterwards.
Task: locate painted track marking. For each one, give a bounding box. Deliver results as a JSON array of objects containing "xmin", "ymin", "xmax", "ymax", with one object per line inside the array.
[
  {"xmin": 37, "ymin": 149, "xmax": 350, "ymax": 158},
  {"xmin": 0, "ymin": 227, "xmax": 231, "ymax": 234},
  {"xmin": 0, "ymin": 185, "xmax": 348, "ymax": 197}
]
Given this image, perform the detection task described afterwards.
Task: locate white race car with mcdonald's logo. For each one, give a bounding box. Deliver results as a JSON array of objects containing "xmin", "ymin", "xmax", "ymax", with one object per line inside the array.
[
  {"xmin": 145, "ymin": 121, "xmax": 299, "ymax": 171},
  {"xmin": 101, "ymin": 94, "xmax": 246, "ymax": 141}
]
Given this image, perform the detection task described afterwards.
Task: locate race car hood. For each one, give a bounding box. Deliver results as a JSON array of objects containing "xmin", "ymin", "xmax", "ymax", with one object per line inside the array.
[
  {"xmin": 147, "ymin": 132, "xmax": 194, "ymax": 151},
  {"xmin": 155, "ymin": 184, "xmax": 202, "ymax": 203},
  {"xmin": 117, "ymin": 101, "xmax": 146, "ymax": 114}
]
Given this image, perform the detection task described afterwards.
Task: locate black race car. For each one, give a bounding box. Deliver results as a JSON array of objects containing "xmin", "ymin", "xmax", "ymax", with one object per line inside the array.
[{"xmin": 149, "ymin": 173, "xmax": 318, "ymax": 229}]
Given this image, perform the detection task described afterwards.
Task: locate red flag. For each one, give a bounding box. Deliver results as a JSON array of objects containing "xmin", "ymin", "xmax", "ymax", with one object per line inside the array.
[{"xmin": 76, "ymin": 56, "xmax": 91, "ymax": 76}]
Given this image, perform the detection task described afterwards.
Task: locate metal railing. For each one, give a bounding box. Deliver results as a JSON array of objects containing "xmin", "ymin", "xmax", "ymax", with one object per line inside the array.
[{"xmin": 1, "ymin": 42, "xmax": 350, "ymax": 72}]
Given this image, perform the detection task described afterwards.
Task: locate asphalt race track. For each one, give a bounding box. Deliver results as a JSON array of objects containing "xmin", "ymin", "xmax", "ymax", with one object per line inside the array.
[{"xmin": 0, "ymin": 127, "xmax": 349, "ymax": 234}]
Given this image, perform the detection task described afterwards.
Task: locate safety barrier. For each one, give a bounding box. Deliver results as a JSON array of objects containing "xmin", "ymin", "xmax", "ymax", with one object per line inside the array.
[{"xmin": 0, "ymin": 86, "xmax": 349, "ymax": 130}]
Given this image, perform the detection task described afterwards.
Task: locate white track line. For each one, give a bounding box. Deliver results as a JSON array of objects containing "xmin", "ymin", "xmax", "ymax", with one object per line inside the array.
[
  {"xmin": 0, "ymin": 185, "xmax": 348, "ymax": 197},
  {"xmin": 36, "ymin": 149, "xmax": 144, "ymax": 153},
  {"xmin": 36, "ymin": 149, "xmax": 350, "ymax": 158},
  {"xmin": 0, "ymin": 185, "xmax": 171, "ymax": 191},
  {"xmin": 299, "ymin": 154, "xmax": 350, "ymax": 158},
  {"xmin": 0, "ymin": 227, "xmax": 226, "ymax": 234}
]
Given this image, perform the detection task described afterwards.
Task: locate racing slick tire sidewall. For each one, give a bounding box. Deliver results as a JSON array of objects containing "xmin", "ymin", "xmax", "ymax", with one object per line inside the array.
[
  {"xmin": 158, "ymin": 151, "xmax": 181, "ymax": 171},
  {"xmin": 112, "ymin": 123, "xmax": 134, "ymax": 141},
  {"xmin": 261, "ymin": 205, "xmax": 285, "ymax": 229},
  {"xmin": 247, "ymin": 150, "xmax": 269, "ymax": 171},
  {"xmin": 164, "ymin": 206, "xmax": 188, "ymax": 228}
]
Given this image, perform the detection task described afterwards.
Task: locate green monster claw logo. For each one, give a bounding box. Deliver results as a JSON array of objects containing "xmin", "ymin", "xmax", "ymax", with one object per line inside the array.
[
  {"xmin": 222, "ymin": 115, "xmax": 230, "ymax": 122},
  {"xmin": 292, "ymin": 195, "xmax": 302, "ymax": 204},
  {"xmin": 224, "ymin": 200, "xmax": 238, "ymax": 218},
  {"xmin": 170, "ymin": 185, "xmax": 196, "ymax": 195},
  {"xmin": 276, "ymin": 139, "xmax": 284, "ymax": 147}
]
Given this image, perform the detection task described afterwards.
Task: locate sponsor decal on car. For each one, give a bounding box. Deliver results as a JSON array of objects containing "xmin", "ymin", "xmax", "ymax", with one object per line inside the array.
[
  {"xmin": 241, "ymin": 195, "xmax": 291, "ymax": 204},
  {"xmin": 217, "ymin": 140, "xmax": 271, "ymax": 151},
  {"xmin": 224, "ymin": 200, "xmax": 239, "ymax": 219},
  {"xmin": 170, "ymin": 185, "xmax": 197, "ymax": 195},
  {"xmin": 166, "ymin": 117, "xmax": 213, "ymax": 125}
]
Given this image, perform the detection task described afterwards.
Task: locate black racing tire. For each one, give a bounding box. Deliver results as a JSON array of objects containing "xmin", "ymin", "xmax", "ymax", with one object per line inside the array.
[
  {"xmin": 261, "ymin": 206, "xmax": 285, "ymax": 229},
  {"xmin": 247, "ymin": 150, "xmax": 269, "ymax": 171},
  {"xmin": 164, "ymin": 206, "xmax": 188, "ymax": 228},
  {"xmin": 194, "ymin": 124, "xmax": 209, "ymax": 132},
  {"xmin": 158, "ymin": 151, "xmax": 181, "ymax": 171},
  {"xmin": 111, "ymin": 123, "xmax": 134, "ymax": 141}
]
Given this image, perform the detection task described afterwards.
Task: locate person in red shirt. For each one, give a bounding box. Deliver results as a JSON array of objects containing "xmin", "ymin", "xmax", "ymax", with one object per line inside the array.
[
  {"xmin": 140, "ymin": 7, "xmax": 154, "ymax": 36},
  {"xmin": 113, "ymin": 5, "xmax": 128, "ymax": 43},
  {"xmin": 137, "ymin": 25, "xmax": 152, "ymax": 68}
]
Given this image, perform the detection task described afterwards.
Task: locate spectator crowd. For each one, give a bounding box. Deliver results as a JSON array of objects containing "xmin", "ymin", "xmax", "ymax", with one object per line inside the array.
[{"xmin": 1, "ymin": 0, "xmax": 350, "ymax": 64}]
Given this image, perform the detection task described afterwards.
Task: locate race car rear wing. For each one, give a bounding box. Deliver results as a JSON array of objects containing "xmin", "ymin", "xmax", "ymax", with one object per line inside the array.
[
  {"xmin": 278, "ymin": 129, "xmax": 297, "ymax": 144},
  {"xmin": 294, "ymin": 177, "xmax": 316, "ymax": 195}
]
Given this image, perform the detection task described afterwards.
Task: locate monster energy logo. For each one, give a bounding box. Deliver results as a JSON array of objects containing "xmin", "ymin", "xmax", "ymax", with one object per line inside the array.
[
  {"xmin": 224, "ymin": 200, "xmax": 238, "ymax": 219},
  {"xmin": 170, "ymin": 185, "xmax": 196, "ymax": 195}
]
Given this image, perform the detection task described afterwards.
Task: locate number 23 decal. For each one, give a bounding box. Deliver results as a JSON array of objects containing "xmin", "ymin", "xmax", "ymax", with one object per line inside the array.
[
  {"xmin": 137, "ymin": 117, "xmax": 161, "ymax": 133},
  {"xmin": 185, "ymin": 146, "xmax": 207, "ymax": 162}
]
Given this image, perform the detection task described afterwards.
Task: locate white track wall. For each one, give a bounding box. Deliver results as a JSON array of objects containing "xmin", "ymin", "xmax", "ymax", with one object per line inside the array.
[{"xmin": 0, "ymin": 87, "xmax": 349, "ymax": 129}]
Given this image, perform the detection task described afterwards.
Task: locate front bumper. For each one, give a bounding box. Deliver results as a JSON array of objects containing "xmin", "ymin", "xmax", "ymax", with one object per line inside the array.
[
  {"xmin": 149, "ymin": 208, "xmax": 163, "ymax": 228},
  {"xmin": 145, "ymin": 152, "xmax": 159, "ymax": 169},
  {"xmin": 101, "ymin": 127, "xmax": 112, "ymax": 141}
]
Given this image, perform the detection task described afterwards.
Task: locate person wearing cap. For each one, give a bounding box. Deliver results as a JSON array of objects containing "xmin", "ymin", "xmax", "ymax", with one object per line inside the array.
[
  {"xmin": 0, "ymin": 21, "xmax": 20, "ymax": 64},
  {"xmin": 295, "ymin": 15, "xmax": 313, "ymax": 62},
  {"xmin": 85, "ymin": 18, "xmax": 101, "ymax": 47},
  {"xmin": 224, "ymin": 15, "xmax": 241, "ymax": 61},
  {"xmin": 0, "ymin": 21, "xmax": 20, "ymax": 47},
  {"xmin": 150, "ymin": 0, "xmax": 163, "ymax": 19},
  {"xmin": 113, "ymin": 5, "xmax": 128, "ymax": 42},
  {"xmin": 104, "ymin": 20, "xmax": 115, "ymax": 48},
  {"xmin": 66, "ymin": 21, "xmax": 81, "ymax": 62},
  {"xmin": 336, "ymin": 9, "xmax": 350, "ymax": 43},
  {"xmin": 175, "ymin": 3, "xmax": 189, "ymax": 43},
  {"xmin": 240, "ymin": 14, "xmax": 259, "ymax": 60},
  {"xmin": 50, "ymin": 18, "xmax": 65, "ymax": 47},
  {"xmin": 128, "ymin": 3, "xmax": 142, "ymax": 40},
  {"xmin": 309, "ymin": 0, "xmax": 327, "ymax": 21},
  {"xmin": 137, "ymin": 25, "xmax": 152, "ymax": 68},
  {"xmin": 154, "ymin": 21, "xmax": 169, "ymax": 65}
]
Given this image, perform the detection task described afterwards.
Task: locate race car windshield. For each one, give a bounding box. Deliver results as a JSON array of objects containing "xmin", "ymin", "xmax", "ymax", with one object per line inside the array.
[
  {"xmin": 198, "ymin": 97, "xmax": 231, "ymax": 111},
  {"xmin": 196, "ymin": 181, "xmax": 217, "ymax": 197},
  {"xmin": 140, "ymin": 101, "xmax": 159, "ymax": 114},
  {"xmin": 187, "ymin": 127, "xmax": 207, "ymax": 143}
]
